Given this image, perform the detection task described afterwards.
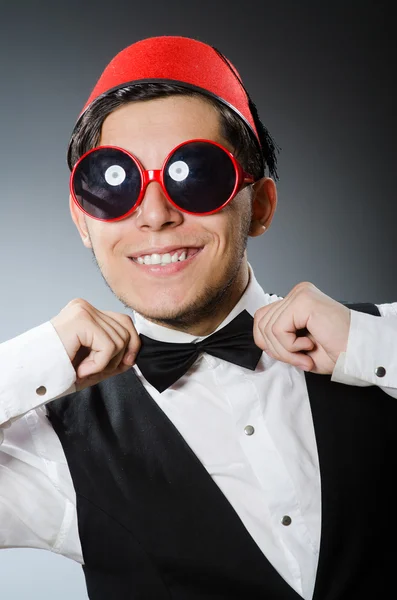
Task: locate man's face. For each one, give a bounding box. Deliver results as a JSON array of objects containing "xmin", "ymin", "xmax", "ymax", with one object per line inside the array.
[{"xmin": 70, "ymin": 95, "xmax": 275, "ymax": 333}]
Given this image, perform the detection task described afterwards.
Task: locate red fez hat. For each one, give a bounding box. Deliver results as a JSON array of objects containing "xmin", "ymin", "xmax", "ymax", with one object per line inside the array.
[{"xmin": 68, "ymin": 36, "xmax": 262, "ymax": 167}]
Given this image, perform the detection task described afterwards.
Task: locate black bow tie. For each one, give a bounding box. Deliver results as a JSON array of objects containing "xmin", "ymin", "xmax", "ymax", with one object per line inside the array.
[{"xmin": 135, "ymin": 310, "xmax": 262, "ymax": 393}]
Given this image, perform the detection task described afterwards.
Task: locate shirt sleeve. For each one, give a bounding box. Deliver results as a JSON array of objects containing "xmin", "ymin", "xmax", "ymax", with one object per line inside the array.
[
  {"xmin": 331, "ymin": 303, "xmax": 397, "ymax": 399},
  {"xmin": 0, "ymin": 321, "xmax": 77, "ymax": 432},
  {"xmin": 0, "ymin": 322, "xmax": 82, "ymax": 561}
]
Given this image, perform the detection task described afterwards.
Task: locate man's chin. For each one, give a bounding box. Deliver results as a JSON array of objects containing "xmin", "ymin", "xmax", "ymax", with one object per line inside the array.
[
  {"xmin": 119, "ymin": 296, "xmax": 192, "ymax": 324},
  {"xmin": 128, "ymin": 297, "xmax": 217, "ymax": 332},
  {"xmin": 135, "ymin": 305, "xmax": 195, "ymax": 328},
  {"xmin": 117, "ymin": 268, "xmax": 242, "ymax": 333}
]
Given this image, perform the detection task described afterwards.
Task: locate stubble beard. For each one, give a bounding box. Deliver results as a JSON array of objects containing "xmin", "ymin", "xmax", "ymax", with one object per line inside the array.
[
  {"xmin": 139, "ymin": 253, "xmax": 247, "ymax": 331},
  {"xmin": 89, "ymin": 203, "xmax": 252, "ymax": 332}
]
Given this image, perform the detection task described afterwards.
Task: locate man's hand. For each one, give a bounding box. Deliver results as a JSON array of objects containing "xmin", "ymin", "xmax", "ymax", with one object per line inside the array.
[
  {"xmin": 253, "ymin": 282, "xmax": 351, "ymax": 374},
  {"xmin": 51, "ymin": 299, "xmax": 140, "ymax": 391}
]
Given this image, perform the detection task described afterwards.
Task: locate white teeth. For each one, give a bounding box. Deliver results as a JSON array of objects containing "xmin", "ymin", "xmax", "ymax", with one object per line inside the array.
[
  {"xmin": 151, "ymin": 254, "xmax": 162, "ymax": 265},
  {"xmin": 134, "ymin": 249, "xmax": 191, "ymax": 265}
]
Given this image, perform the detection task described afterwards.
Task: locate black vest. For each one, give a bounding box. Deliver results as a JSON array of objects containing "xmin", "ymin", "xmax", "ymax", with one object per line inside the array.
[{"xmin": 47, "ymin": 302, "xmax": 397, "ymax": 599}]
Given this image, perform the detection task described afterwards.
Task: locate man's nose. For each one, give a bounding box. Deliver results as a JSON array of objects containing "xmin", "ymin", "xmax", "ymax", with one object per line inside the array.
[{"xmin": 134, "ymin": 180, "xmax": 183, "ymax": 230}]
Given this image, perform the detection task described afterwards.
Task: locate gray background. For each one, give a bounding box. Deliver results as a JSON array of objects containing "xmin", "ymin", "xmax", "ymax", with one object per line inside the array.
[{"xmin": 0, "ymin": 0, "xmax": 395, "ymax": 597}]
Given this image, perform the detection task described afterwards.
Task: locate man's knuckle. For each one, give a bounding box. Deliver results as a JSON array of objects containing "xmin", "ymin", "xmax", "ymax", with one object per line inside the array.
[
  {"xmin": 120, "ymin": 314, "xmax": 133, "ymax": 326},
  {"xmin": 264, "ymin": 324, "xmax": 273, "ymax": 336},
  {"xmin": 121, "ymin": 328, "xmax": 131, "ymax": 343},
  {"xmin": 69, "ymin": 297, "xmax": 89, "ymax": 308},
  {"xmin": 254, "ymin": 307, "xmax": 267, "ymax": 321},
  {"xmin": 294, "ymin": 281, "xmax": 312, "ymax": 293},
  {"xmin": 69, "ymin": 300, "xmax": 93, "ymax": 318},
  {"xmin": 76, "ymin": 306, "xmax": 96, "ymax": 323},
  {"xmin": 105, "ymin": 338, "xmax": 117, "ymax": 353},
  {"xmin": 272, "ymin": 322, "xmax": 283, "ymax": 336},
  {"xmin": 117, "ymin": 335, "xmax": 127, "ymax": 350},
  {"xmin": 67, "ymin": 298, "xmax": 80, "ymax": 306}
]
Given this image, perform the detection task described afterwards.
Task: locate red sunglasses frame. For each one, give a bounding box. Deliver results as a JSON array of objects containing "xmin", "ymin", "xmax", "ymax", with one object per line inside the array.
[{"xmin": 70, "ymin": 138, "xmax": 255, "ymax": 222}]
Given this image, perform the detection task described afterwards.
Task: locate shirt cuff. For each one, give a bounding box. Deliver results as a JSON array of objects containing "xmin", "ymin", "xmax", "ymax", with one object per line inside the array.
[
  {"xmin": 0, "ymin": 321, "xmax": 76, "ymax": 426},
  {"xmin": 331, "ymin": 307, "xmax": 397, "ymax": 388}
]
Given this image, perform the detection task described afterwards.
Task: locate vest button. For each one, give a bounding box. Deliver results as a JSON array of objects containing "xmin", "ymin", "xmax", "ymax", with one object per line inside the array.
[
  {"xmin": 244, "ymin": 425, "xmax": 255, "ymax": 436},
  {"xmin": 375, "ymin": 366, "xmax": 386, "ymax": 377},
  {"xmin": 281, "ymin": 515, "xmax": 292, "ymax": 526}
]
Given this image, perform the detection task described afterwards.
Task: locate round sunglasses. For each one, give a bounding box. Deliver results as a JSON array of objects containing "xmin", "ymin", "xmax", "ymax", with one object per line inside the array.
[{"xmin": 70, "ymin": 138, "xmax": 255, "ymax": 221}]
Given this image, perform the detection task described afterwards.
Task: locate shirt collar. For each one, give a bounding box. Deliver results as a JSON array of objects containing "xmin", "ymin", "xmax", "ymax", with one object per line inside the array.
[{"xmin": 133, "ymin": 263, "xmax": 282, "ymax": 343}]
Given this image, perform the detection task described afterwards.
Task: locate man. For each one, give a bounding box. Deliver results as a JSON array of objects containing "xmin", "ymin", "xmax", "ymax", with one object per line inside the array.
[{"xmin": 1, "ymin": 35, "xmax": 396, "ymax": 600}]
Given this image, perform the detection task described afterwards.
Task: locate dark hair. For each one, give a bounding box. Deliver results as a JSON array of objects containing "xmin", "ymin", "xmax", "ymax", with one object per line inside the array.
[{"xmin": 67, "ymin": 82, "xmax": 279, "ymax": 181}]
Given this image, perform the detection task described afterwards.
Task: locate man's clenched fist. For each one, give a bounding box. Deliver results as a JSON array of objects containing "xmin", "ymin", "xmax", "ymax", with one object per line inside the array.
[
  {"xmin": 51, "ymin": 299, "xmax": 140, "ymax": 390},
  {"xmin": 253, "ymin": 282, "xmax": 351, "ymax": 374}
]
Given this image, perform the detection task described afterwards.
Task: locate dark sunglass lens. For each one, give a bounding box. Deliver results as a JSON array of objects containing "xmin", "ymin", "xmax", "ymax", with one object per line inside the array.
[
  {"xmin": 164, "ymin": 142, "xmax": 236, "ymax": 214},
  {"xmin": 72, "ymin": 148, "xmax": 141, "ymax": 220}
]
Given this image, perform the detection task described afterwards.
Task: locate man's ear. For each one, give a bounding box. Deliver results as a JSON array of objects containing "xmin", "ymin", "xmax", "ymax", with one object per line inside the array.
[
  {"xmin": 69, "ymin": 195, "xmax": 92, "ymax": 248},
  {"xmin": 249, "ymin": 177, "xmax": 277, "ymax": 237}
]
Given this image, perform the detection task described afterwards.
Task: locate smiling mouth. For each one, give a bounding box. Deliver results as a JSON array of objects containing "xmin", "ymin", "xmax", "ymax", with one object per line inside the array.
[{"xmin": 130, "ymin": 247, "xmax": 201, "ymax": 267}]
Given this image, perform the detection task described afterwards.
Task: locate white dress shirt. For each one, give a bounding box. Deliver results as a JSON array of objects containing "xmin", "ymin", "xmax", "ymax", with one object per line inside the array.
[{"xmin": 1, "ymin": 265, "xmax": 397, "ymax": 600}]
